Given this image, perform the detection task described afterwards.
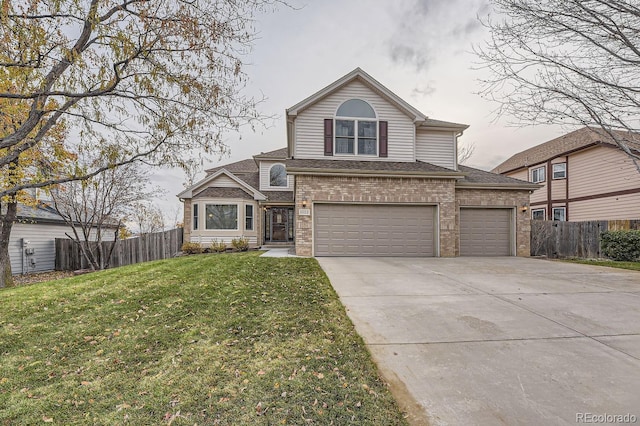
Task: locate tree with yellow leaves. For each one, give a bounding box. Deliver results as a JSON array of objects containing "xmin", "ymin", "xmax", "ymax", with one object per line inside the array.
[{"xmin": 0, "ymin": 0, "xmax": 283, "ymax": 287}]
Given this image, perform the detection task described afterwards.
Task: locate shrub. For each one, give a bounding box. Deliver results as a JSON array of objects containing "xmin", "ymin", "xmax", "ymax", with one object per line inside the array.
[
  {"xmin": 210, "ymin": 239, "xmax": 227, "ymax": 253},
  {"xmin": 231, "ymin": 237, "xmax": 250, "ymax": 251},
  {"xmin": 601, "ymin": 230, "xmax": 640, "ymax": 261},
  {"xmin": 181, "ymin": 242, "xmax": 203, "ymax": 255}
]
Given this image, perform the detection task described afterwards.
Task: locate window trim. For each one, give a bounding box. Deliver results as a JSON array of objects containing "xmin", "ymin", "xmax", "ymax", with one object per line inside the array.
[
  {"xmin": 205, "ymin": 203, "xmax": 239, "ymax": 230},
  {"xmin": 245, "ymin": 204, "xmax": 254, "ymax": 231},
  {"xmin": 552, "ymin": 163, "xmax": 567, "ymax": 179},
  {"xmin": 552, "ymin": 207, "xmax": 566, "ymax": 221},
  {"xmin": 531, "ymin": 208, "xmax": 546, "ymax": 220},
  {"xmin": 531, "ymin": 166, "xmax": 546, "ymax": 183},
  {"xmin": 193, "ymin": 203, "xmax": 199, "ymax": 230},
  {"xmin": 334, "ymin": 99, "xmax": 378, "ymax": 157},
  {"xmin": 268, "ymin": 163, "xmax": 288, "ymax": 188}
]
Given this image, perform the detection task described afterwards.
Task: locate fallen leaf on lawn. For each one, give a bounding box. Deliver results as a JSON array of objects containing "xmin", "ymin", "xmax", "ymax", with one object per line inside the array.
[
  {"xmin": 257, "ymin": 370, "xmax": 265, "ymax": 376},
  {"xmin": 42, "ymin": 416, "xmax": 53, "ymax": 422}
]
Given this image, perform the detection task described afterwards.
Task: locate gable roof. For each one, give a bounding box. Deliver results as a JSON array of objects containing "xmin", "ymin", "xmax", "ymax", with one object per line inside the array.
[
  {"xmin": 493, "ymin": 127, "xmax": 640, "ymax": 174},
  {"xmin": 286, "ymin": 68, "xmax": 428, "ymax": 122},
  {"xmin": 178, "ymin": 168, "xmax": 266, "ymax": 200}
]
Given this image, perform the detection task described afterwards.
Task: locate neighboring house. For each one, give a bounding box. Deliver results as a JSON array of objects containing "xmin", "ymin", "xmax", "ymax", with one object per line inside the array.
[
  {"xmin": 179, "ymin": 68, "xmax": 538, "ymax": 257},
  {"xmin": 492, "ymin": 127, "xmax": 640, "ymax": 221},
  {"xmin": 7, "ymin": 202, "xmax": 118, "ymax": 274}
]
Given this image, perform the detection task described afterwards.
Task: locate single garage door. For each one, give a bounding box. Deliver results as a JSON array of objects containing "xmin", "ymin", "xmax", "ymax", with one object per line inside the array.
[
  {"xmin": 314, "ymin": 204, "xmax": 436, "ymax": 256},
  {"xmin": 460, "ymin": 208, "xmax": 513, "ymax": 256}
]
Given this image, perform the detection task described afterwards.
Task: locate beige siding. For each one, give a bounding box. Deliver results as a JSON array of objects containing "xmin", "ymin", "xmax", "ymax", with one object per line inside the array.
[
  {"xmin": 10, "ymin": 222, "xmax": 115, "ymax": 275},
  {"xmin": 415, "ymin": 130, "xmax": 456, "ymax": 169},
  {"xmin": 508, "ymin": 167, "xmax": 547, "ymax": 204},
  {"xmin": 259, "ymin": 160, "xmax": 294, "ymax": 191},
  {"xmin": 293, "ymin": 80, "xmax": 415, "ymax": 162},
  {"xmin": 551, "ymin": 179, "xmax": 566, "ymax": 200},
  {"xmin": 530, "ymin": 181, "xmax": 547, "ymax": 204},
  {"xmin": 508, "ymin": 169, "xmax": 528, "ymax": 182},
  {"xmin": 189, "ymin": 199, "xmax": 259, "ymax": 246},
  {"xmin": 570, "ymin": 193, "xmax": 640, "ymax": 221},
  {"xmin": 568, "ymin": 146, "xmax": 640, "ymax": 198}
]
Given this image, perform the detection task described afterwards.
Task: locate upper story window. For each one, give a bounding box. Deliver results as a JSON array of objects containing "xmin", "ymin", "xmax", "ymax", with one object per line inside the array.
[
  {"xmin": 335, "ymin": 99, "xmax": 377, "ymax": 156},
  {"xmin": 531, "ymin": 166, "xmax": 546, "ymax": 183},
  {"xmin": 269, "ymin": 164, "xmax": 287, "ymax": 187},
  {"xmin": 552, "ymin": 163, "xmax": 566, "ymax": 179}
]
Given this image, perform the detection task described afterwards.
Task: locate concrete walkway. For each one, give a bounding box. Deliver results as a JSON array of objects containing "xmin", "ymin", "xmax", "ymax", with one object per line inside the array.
[{"xmin": 317, "ymin": 257, "xmax": 640, "ymax": 425}]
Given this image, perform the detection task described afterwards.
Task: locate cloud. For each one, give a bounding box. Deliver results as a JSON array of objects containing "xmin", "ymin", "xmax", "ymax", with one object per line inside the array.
[
  {"xmin": 411, "ymin": 84, "xmax": 436, "ymax": 98},
  {"xmin": 386, "ymin": 0, "xmax": 487, "ymax": 72}
]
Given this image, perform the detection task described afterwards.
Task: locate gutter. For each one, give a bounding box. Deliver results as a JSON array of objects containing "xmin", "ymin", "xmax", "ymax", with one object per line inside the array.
[
  {"xmin": 286, "ymin": 168, "xmax": 466, "ymax": 180},
  {"xmin": 455, "ymin": 182, "xmax": 541, "ymax": 191}
]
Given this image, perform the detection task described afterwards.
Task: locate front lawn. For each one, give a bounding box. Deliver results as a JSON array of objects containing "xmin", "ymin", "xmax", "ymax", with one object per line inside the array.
[
  {"xmin": 0, "ymin": 253, "xmax": 407, "ymax": 425},
  {"xmin": 561, "ymin": 258, "xmax": 640, "ymax": 272}
]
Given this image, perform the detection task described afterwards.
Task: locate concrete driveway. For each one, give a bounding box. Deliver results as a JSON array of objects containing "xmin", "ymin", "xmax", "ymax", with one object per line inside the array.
[{"xmin": 317, "ymin": 257, "xmax": 640, "ymax": 425}]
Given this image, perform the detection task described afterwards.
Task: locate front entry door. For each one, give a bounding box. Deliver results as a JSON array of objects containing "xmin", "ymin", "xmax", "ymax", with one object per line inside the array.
[{"xmin": 270, "ymin": 208, "xmax": 288, "ymax": 242}]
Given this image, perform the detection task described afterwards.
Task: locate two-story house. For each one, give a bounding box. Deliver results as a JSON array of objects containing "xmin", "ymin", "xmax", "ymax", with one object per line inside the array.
[
  {"xmin": 178, "ymin": 68, "xmax": 538, "ymax": 257},
  {"xmin": 492, "ymin": 127, "xmax": 640, "ymax": 221}
]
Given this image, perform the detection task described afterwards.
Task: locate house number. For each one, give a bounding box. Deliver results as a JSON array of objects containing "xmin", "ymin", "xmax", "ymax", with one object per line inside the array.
[{"xmin": 299, "ymin": 209, "xmax": 311, "ymax": 216}]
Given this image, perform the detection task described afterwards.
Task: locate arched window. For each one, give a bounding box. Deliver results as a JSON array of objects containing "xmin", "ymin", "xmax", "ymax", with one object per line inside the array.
[
  {"xmin": 269, "ymin": 164, "xmax": 287, "ymax": 187},
  {"xmin": 335, "ymin": 99, "xmax": 377, "ymax": 155}
]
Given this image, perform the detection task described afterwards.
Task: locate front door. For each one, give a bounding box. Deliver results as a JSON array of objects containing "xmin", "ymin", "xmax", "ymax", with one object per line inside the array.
[{"xmin": 270, "ymin": 208, "xmax": 288, "ymax": 242}]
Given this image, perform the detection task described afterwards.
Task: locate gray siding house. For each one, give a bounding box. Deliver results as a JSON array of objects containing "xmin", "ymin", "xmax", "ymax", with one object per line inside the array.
[{"xmin": 179, "ymin": 68, "xmax": 539, "ymax": 257}]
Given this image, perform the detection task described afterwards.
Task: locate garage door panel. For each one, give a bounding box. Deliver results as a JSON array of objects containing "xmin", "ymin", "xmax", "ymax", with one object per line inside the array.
[
  {"xmin": 314, "ymin": 204, "xmax": 435, "ymax": 257},
  {"xmin": 460, "ymin": 208, "xmax": 512, "ymax": 256}
]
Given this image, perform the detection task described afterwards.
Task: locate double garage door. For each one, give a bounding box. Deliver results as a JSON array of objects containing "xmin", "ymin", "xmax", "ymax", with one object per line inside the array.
[
  {"xmin": 314, "ymin": 204, "xmax": 436, "ymax": 256},
  {"xmin": 314, "ymin": 204, "xmax": 513, "ymax": 257}
]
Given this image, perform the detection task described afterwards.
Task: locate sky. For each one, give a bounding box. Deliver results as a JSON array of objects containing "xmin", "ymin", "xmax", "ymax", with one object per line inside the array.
[{"xmin": 151, "ymin": 0, "xmax": 571, "ymax": 224}]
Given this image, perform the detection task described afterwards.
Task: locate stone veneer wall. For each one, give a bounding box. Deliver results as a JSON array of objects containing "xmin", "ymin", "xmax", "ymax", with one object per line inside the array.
[
  {"xmin": 183, "ymin": 199, "xmax": 192, "ymax": 242},
  {"xmin": 294, "ymin": 175, "xmax": 457, "ymax": 256},
  {"xmin": 455, "ymin": 188, "xmax": 532, "ymax": 256}
]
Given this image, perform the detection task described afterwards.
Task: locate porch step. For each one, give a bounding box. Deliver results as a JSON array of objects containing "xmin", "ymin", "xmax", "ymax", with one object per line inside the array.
[{"xmin": 261, "ymin": 244, "xmax": 294, "ymax": 249}]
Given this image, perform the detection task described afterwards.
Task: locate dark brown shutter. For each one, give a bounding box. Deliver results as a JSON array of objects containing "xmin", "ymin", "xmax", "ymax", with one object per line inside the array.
[
  {"xmin": 324, "ymin": 119, "xmax": 333, "ymax": 156},
  {"xmin": 379, "ymin": 121, "xmax": 388, "ymax": 157}
]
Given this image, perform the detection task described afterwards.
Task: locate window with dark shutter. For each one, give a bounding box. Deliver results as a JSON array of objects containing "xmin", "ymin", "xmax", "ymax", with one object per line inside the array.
[
  {"xmin": 324, "ymin": 119, "xmax": 333, "ymax": 156},
  {"xmin": 379, "ymin": 121, "xmax": 388, "ymax": 157}
]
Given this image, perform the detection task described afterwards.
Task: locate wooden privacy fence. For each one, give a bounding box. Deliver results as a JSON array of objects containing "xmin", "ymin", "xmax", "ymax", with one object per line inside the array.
[
  {"xmin": 531, "ymin": 219, "xmax": 640, "ymax": 258},
  {"xmin": 55, "ymin": 228, "xmax": 183, "ymax": 271}
]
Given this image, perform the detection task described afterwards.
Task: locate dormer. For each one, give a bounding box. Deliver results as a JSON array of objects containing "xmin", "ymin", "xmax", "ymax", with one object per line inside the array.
[{"xmin": 253, "ymin": 148, "xmax": 294, "ymax": 192}]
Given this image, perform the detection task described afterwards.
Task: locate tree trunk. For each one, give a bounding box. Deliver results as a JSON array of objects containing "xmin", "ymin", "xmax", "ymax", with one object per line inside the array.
[{"xmin": 0, "ymin": 200, "xmax": 17, "ymax": 288}]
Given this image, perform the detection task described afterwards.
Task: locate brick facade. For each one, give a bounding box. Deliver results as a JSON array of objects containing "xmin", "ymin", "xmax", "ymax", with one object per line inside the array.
[
  {"xmin": 294, "ymin": 175, "xmax": 532, "ymax": 257},
  {"xmin": 455, "ymin": 188, "xmax": 532, "ymax": 257},
  {"xmin": 294, "ymin": 175, "xmax": 458, "ymax": 256}
]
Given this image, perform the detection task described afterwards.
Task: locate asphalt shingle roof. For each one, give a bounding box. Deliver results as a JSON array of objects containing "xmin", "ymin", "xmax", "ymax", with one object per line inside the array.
[
  {"xmin": 193, "ymin": 187, "xmax": 254, "ymax": 200},
  {"xmin": 457, "ymin": 165, "xmax": 537, "ymax": 186},
  {"xmin": 492, "ymin": 127, "xmax": 640, "ymax": 174},
  {"xmin": 286, "ymin": 158, "xmax": 461, "ymax": 174},
  {"xmin": 205, "ymin": 158, "xmax": 258, "ymax": 175}
]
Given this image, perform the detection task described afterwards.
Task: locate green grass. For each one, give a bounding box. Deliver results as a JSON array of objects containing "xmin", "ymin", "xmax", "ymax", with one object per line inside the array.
[
  {"xmin": 0, "ymin": 253, "xmax": 408, "ymax": 425},
  {"xmin": 562, "ymin": 258, "xmax": 640, "ymax": 271}
]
